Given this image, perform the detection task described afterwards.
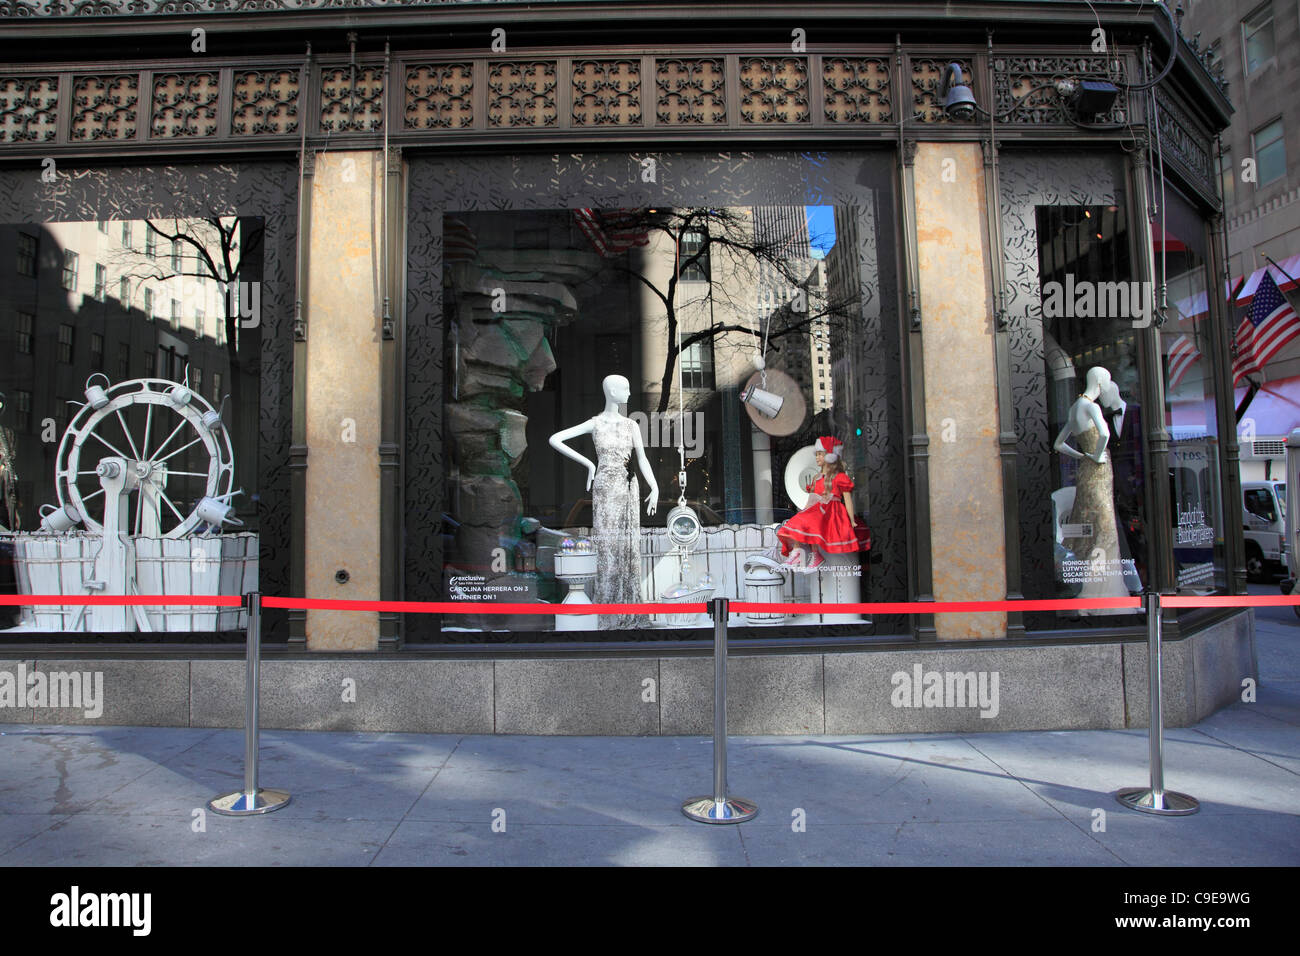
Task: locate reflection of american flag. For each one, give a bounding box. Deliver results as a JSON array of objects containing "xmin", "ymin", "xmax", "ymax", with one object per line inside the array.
[
  {"xmin": 573, "ymin": 208, "xmax": 650, "ymax": 258},
  {"xmin": 1233, "ymin": 271, "xmax": 1300, "ymax": 385},
  {"xmin": 1167, "ymin": 333, "xmax": 1200, "ymax": 388}
]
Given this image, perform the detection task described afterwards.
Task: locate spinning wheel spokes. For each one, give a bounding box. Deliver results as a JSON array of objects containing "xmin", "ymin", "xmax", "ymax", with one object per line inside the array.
[{"xmin": 55, "ymin": 377, "xmax": 236, "ymax": 539}]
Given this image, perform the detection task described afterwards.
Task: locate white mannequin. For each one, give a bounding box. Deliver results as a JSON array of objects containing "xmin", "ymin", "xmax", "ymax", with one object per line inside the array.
[
  {"xmin": 1053, "ymin": 365, "xmax": 1131, "ymax": 612},
  {"xmin": 1054, "ymin": 366, "xmax": 1125, "ymax": 462},
  {"xmin": 548, "ymin": 374, "xmax": 658, "ymax": 515}
]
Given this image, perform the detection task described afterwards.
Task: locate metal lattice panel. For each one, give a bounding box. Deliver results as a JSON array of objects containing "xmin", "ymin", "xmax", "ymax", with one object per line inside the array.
[
  {"xmin": 405, "ymin": 63, "xmax": 474, "ymax": 129},
  {"xmin": 487, "ymin": 61, "xmax": 558, "ymax": 128},
  {"xmin": 822, "ymin": 57, "xmax": 891, "ymax": 124},
  {"xmin": 0, "ymin": 75, "xmax": 58, "ymax": 143},
  {"xmin": 655, "ymin": 58, "xmax": 725, "ymax": 125},
  {"xmin": 71, "ymin": 74, "xmax": 139, "ymax": 141},
  {"xmin": 738, "ymin": 57, "xmax": 809, "ymax": 125},
  {"xmin": 152, "ymin": 72, "xmax": 220, "ymax": 138},
  {"xmin": 232, "ymin": 69, "xmax": 300, "ymax": 136},
  {"xmin": 320, "ymin": 65, "xmax": 384, "ymax": 133},
  {"xmin": 571, "ymin": 59, "xmax": 641, "ymax": 127}
]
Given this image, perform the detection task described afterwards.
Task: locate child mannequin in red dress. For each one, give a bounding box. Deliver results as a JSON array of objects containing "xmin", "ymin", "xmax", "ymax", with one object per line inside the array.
[{"xmin": 777, "ymin": 436, "xmax": 858, "ymax": 571}]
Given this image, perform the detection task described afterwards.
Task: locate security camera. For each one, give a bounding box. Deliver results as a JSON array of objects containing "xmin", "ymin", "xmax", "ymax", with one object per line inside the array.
[{"xmin": 939, "ymin": 62, "xmax": 976, "ymax": 121}]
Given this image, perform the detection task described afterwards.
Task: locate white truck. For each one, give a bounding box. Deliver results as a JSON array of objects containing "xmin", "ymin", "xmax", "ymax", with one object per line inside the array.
[{"xmin": 1242, "ymin": 479, "xmax": 1287, "ymax": 581}]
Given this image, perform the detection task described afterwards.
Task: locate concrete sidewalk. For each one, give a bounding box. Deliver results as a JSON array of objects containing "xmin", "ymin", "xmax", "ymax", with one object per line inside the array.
[{"xmin": 1, "ymin": 619, "xmax": 1296, "ymax": 866}]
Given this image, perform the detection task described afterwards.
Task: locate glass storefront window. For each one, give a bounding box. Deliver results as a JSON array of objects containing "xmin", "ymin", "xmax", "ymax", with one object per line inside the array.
[
  {"xmin": 1159, "ymin": 189, "xmax": 1226, "ymax": 594},
  {"xmin": 1035, "ymin": 204, "xmax": 1148, "ymax": 616},
  {"xmin": 0, "ymin": 217, "xmax": 262, "ymax": 633},
  {"xmin": 438, "ymin": 203, "xmax": 882, "ymax": 637}
]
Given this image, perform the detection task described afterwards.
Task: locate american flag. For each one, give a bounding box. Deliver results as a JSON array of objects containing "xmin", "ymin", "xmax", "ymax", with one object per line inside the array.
[
  {"xmin": 572, "ymin": 208, "xmax": 651, "ymax": 258},
  {"xmin": 1167, "ymin": 332, "xmax": 1200, "ymax": 388},
  {"xmin": 1232, "ymin": 270, "xmax": 1300, "ymax": 385}
]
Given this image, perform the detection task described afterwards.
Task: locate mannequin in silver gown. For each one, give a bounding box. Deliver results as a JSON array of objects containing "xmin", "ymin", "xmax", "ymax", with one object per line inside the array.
[
  {"xmin": 549, "ymin": 375, "xmax": 658, "ymax": 629},
  {"xmin": 1054, "ymin": 367, "xmax": 1129, "ymax": 612}
]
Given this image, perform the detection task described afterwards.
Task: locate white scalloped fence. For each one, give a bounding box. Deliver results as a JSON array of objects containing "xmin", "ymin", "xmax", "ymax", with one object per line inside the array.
[{"xmin": 5, "ymin": 532, "xmax": 257, "ymax": 632}]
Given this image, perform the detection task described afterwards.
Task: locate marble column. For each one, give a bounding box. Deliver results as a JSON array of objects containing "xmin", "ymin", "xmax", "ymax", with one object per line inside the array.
[
  {"xmin": 913, "ymin": 142, "xmax": 1007, "ymax": 639},
  {"xmin": 304, "ymin": 151, "xmax": 383, "ymax": 650}
]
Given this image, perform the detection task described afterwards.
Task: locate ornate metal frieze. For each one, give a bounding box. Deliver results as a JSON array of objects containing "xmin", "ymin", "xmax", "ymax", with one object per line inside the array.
[
  {"xmin": 823, "ymin": 56, "xmax": 891, "ymax": 124},
  {"xmin": 406, "ymin": 62, "xmax": 474, "ymax": 129},
  {"xmin": 320, "ymin": 65, "xmax": 383, "ymax": 133},
  {"xmin": 0, "ymin": 48, "xmax": 1215, "ymax": 153},
  {"xmin": 993, "ymin": 54, "xmax": 1128, "ymax": 125},
  {"xmin": 0, "ymin": 75, "xmax": 58, "ymax": 143},
  {"xmin": 152, "ymin": 72, "xmax": 220, "ymax": 137},
  {"xmin": 232, "ymin": 69, "xmax": 300, "ymax": 136},
  {"xmin": 1153, "ymin": 86, "xmax": 1216, "ymax": 207},
  {"xmin": 738, "ymin": 57, "xmax": 808, "ymax": 124},
  {"xmin": 571, "ymin": 59, "xmax": 641, "ymax": 127},
  {"xmin": 72, "ymin": 73, "xmax": 139, "ymax": 141},
  {"xmin": 487, "ymin": 60, "xmax": 557, "ymax": 128},
  {"xmin": 909, "ymin": 57, "xmax": 973, "ymax": 123},
  {"xmin": 655, "ymin": 58, "xmax": 725, "ymax": 125}
]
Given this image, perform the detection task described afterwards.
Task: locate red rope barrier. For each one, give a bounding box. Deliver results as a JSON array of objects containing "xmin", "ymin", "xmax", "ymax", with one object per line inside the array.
[
  {"xmin": 0, "ymin": 595, "xmax": 242, "ymax": 606},
  {"xmin": 260, "ymin": 598, "xmax": 708, "ymax": 615},
  {"xmin": 1, "ymin": 594, "xmax": 1295, "ymax": 612}
]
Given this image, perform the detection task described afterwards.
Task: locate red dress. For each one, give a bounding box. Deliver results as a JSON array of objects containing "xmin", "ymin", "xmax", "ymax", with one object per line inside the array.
[{"xmin": 779, "ymin": 472, "xmax": 858, "ymax": 554}]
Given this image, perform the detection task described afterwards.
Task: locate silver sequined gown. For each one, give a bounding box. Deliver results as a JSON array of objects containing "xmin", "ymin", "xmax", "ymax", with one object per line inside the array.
[
  {"xmin": 591, "ymin": 414, "xmax": 647, "ymax": 629},
  {"xmin": 1063, "ymin": 419, "xmax": 1128, "ymax": 608}
]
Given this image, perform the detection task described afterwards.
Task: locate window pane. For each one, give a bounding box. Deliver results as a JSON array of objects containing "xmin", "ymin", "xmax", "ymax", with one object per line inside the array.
[
  {"xmin": 1034, "ymin": 203, "xmax": 1149, "ymax": 615},
  {"xmin": 1160, "ymin": 190, "xmax": 1225, "ymax": 593},
  {"xmin": 0, "ymin": 217, "xmax": 259, "ymax": 622},
  {"xmin": 438, "ymin": 203, "xmax": 880, "ymax": 638},
  {"xmin": 1243, "ymin": 4, "xmax": 1275, "ymax": 73},
  {"xmin": 1254, "ymin": 120, "xmax": 1286, "ymax": 185},
  {"xmin": 61, "ymin": 250, "xmax": 78, "ymax": 291},
  {"xmin": 17, "ymin": 234, "xmax": 36, "ymax": 276}
]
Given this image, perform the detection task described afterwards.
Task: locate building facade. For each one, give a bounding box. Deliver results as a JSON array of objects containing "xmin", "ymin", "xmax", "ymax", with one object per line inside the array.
[
  {"xmin": 0, "ymin": 0, "xmax": 1256, "ymax": 733},
  {"xmin": 1182, "ymin": 0, "xmax": 1300, "ymax": 489}
]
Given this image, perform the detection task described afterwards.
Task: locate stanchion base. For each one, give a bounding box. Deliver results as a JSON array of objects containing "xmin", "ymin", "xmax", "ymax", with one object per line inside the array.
[
  {"xmin": 681, "ymin": 795, "xmax": 759, "ymax": 824},
  {"xmin": 1114, "ymin": 787, "xmax": 1199, "ymax": 815},
  {"xmin": 208, "ymin": 788, "xmax": 292, "ymax": 816}
]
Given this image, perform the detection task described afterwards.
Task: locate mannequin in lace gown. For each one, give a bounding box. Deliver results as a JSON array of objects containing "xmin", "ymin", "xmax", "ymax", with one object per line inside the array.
[
  {"xmin": 549, "ymin": 375, "xmax": 659, "ymax": 629},
  {"xmin": 1054, "ymin": 367, "xmax": 1130, "ymax": 613}
]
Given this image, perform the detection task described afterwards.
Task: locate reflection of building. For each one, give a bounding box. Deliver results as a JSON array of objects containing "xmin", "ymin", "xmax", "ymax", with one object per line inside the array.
[
  {"xmin": 1183, "ymin": 0, "xmax": 1300, "ymax": 475},
  {"xmin": 0, "ymin": 219, "xmax": 241, "ymax": 528}
]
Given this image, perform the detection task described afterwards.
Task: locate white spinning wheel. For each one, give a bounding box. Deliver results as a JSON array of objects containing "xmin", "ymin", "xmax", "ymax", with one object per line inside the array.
[{"xmin": 55, "ymin": 372, "xmax": 238, "ymax": 538}]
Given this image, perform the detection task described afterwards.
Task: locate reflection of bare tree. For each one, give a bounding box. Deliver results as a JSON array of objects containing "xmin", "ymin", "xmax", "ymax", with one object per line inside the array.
[
  {"xmin": 609, "ymin": 208, "xmax": 858, "ymax": 413},
  {"xmin": 110, "ymin": 217, "xmax": 262, "ymax": 429}
]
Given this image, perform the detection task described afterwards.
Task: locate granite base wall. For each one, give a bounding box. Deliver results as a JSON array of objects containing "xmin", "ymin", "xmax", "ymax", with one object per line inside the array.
[{"xmin": 0, "ymin": 611, "xmax": 1256, "ymax": 734}]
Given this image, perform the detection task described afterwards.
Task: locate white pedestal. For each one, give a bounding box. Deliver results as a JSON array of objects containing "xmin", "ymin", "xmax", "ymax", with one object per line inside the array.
[
  {"xmin": 554, "ymin": 551, "xmax": 598, "ymax": 632},
  {"xmin": 790, "ymin": 551, "xmax": 864, "ymax": 624}
]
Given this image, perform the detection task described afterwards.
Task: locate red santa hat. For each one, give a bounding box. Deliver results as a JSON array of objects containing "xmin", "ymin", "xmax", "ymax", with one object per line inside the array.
[{"xmin": 816, "ymin": 435, "xmax": 844, "ymax": 463}]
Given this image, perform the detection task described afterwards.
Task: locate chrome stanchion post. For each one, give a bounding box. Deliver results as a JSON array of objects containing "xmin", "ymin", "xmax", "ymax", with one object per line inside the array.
[
  {"xmin": 1115, "ymin": 589, "xmax": 1199, "ymax": 815},
  {"xmin": 209, "ymin": 592, "xmax": 291, "ymax": 816},
  {"xmin": 682, "ymin": 597, "xmax": 758, "ymax": 824}
]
